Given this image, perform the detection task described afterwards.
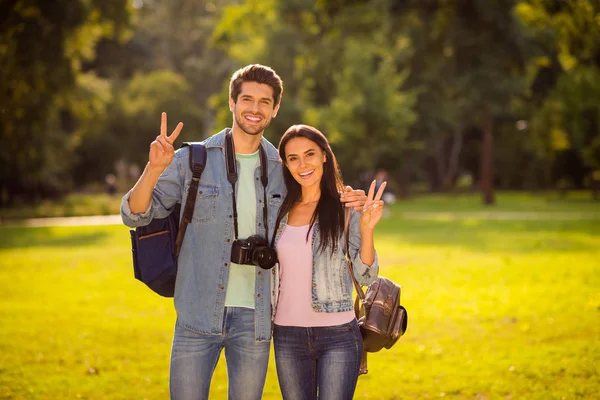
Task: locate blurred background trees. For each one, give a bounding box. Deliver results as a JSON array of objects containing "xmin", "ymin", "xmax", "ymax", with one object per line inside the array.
[{"xmin": 1, "ymin": 0, "xmax": 599, "ymax": 207}]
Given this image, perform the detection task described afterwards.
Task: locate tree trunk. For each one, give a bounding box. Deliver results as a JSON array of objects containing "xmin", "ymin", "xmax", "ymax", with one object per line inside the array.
[
  {"xmin": 396, "ymin": 156, "xmax": 412, "ymax": 199},
  {"xmin": 434, "ymin": 136, "xmax": 446, "ymax": 192},
  {"xmin": 481, "ymin": 106, "xmax": 495, "ymax": 205},
  {"xmin": 445, "ymin": 129, "xmax": 464, "ymax": 191}
]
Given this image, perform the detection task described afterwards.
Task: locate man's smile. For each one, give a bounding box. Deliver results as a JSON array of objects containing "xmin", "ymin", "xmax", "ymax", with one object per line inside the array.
[{"xmin": 244, "ymin": 114, "xmax": 263, "ymax": 123}]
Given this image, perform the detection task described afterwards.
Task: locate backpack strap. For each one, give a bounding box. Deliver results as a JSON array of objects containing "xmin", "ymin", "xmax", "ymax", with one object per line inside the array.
[
  {"xmin": 344, "ymin": 208, "xmax": 370, "ymax": 375},
  {"xmin": 174, "ymin": 142, "xmax": 207, "ymax": 256}
]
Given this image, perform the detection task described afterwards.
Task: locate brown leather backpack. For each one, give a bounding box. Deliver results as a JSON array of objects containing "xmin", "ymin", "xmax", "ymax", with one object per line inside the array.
[
  {"xmin": 356, "ymin": 277, "xmax": 408, "ymax": 353},
  {"xmin": 345, "ymin": 212, "xmax": 408, "ymax": 374}
]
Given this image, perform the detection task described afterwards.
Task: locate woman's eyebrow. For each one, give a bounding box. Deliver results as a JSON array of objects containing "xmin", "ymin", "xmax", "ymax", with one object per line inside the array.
[{"xmin": 287, "ymin": 148, "xmax": 317, "ymax": 158}]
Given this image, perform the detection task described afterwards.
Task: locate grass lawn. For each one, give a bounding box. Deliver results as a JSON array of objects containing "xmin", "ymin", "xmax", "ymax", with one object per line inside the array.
[
  {"xmin": 0, "ymin": 193, "xmax": 124, "ymax": 221},
  {"xmin": 0, "ymin": 194, "xmax": 598, "ymax": 399}
]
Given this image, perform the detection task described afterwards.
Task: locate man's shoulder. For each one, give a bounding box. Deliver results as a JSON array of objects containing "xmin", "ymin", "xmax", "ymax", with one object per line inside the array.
[
  {"xmin": 261, "ymin": 136, "xmax": 281, "ymax": 162},
  {"xmin": 204, "ymin": 128, "xmax": 229, "ymax": 148}
]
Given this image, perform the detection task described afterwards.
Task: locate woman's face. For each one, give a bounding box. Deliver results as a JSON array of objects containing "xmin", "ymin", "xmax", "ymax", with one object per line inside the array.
[{"xmin": 284, "ymin": 137, "xmax": 327, "ymax": 189}]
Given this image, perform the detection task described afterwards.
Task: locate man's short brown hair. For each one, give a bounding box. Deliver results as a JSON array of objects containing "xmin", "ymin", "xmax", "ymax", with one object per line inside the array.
[{"xmin": 229, "ymin": 64, "xmax": 283, "ymax": 107}]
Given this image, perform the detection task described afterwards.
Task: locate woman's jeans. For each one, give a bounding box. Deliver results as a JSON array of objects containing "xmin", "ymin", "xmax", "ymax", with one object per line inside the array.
[
  {"xmin": 169, "ymin": 307, "xmax": 270, "ymax": 400},
  {"xmin": 273, "ymin": 320, "xmax": 363, "ymax": 400}
]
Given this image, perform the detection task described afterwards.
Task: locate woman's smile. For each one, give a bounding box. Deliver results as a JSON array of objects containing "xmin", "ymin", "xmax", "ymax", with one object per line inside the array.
[{"xmin": 298, "ymin": 170, "xmax": 315, "ymax": 179}]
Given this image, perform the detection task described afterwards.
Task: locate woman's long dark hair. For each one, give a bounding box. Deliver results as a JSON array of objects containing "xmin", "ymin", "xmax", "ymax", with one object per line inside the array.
[{"xmin": 278, "ymin": 124, "xmax": 345, "ymax": 253}]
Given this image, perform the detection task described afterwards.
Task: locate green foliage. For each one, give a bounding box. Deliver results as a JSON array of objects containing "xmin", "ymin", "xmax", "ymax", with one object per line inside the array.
[
  {"xmin": 3, "ymin": 0, "xmax": 600, "ymax": 206},
  {"xmin": 129, "ymin": 0, "xmax": 235, "ymax": 132},
  {"xmin": 518, "ymin": 0, "xmax": 600, "ymax": 185},
  {"xmin": 320, "ymin": 39, "xmax": 416, "ymax": 179},
  {"xmin": 0, "ymin": 0, "xmax": 131, "ymax": 205},
  {"xmin": 516, "ymin": 0, "xmax": 600, "ymax": 72},
  {"xmin": 115, "ymin": 70, "xmax": 205, "ymax": 166},
  {"xmin": 214, "ymin": 0, "xmax": 415, "ymax": 182}
]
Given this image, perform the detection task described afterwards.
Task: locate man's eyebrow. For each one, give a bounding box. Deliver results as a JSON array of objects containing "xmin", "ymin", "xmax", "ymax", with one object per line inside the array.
[{"xmin": 239, "ymin": 94, "xmax": 273, "ymax": 103}]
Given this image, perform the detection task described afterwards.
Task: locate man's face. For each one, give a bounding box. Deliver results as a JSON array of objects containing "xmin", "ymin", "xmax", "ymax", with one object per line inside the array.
[{"xmin": 229, "ymin": 81, "xmax": 280, "ymax": 136}]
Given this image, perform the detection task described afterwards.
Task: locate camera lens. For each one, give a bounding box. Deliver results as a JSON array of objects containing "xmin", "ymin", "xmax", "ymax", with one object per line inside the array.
[{"xmin": 253, "ymin": 247, "xmax": 277, "ymax": 270}]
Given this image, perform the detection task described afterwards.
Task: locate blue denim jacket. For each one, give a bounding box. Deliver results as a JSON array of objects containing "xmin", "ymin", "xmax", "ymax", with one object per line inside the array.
[
  {"xmin": 121, "ymin": 129, "xmax": 285, "ymax": 341},
  {"xmin": 270, "ymin": 210, "xmax": 379, "ymax": 317}
]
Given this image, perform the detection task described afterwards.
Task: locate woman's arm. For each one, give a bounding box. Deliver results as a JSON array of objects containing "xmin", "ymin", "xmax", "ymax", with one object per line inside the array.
[
  {"xmin": 347, "ymin": 180, "xmax": 386, "ymax": 285},
  {"xmin": 359, "ymin": 226, "xmax": 375, "ymax": 266},
  {"xmin": 347, "ymin": 210, "xmax": 379, "ymax": 286}
]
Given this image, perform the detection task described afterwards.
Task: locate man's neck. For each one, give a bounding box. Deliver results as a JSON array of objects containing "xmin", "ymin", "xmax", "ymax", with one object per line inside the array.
[{"xmin": 231, "ymin": 126, "xmax": 263, "ymax": 154}]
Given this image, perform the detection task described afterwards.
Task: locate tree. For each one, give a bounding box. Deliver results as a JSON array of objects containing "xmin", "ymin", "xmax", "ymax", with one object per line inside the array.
[
  {"xmin": 129, "ymin": 0, "xmax": 236, "ymax": 136},
  {"xmin": 392, "ymin": 0, "xmax": 529, "ymax": 204},
  {"xmin": 213, "ymin": 0, "xmax": 415, "ymax": 187},
  {"xmin": 0, "ymin": 0, "xmax": 130, "ymax": 206},
  {"xmin": 516, "ymin": 0, "xmax": 600, "ymax": 194}
]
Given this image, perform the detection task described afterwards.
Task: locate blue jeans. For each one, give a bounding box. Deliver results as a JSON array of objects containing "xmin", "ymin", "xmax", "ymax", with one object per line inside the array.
[
  {"xmin": 273, "ymin": 320, "xmax": 363, "ymax": 400},
  {"xmin": 169, "ymin": 307, "xmax": 270, "ymax": 400}
]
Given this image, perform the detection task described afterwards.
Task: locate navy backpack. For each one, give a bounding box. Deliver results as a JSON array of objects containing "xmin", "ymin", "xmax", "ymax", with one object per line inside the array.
[{"xmin": 129, "ymin": 143, "xmax": 207, "ymax": 297}]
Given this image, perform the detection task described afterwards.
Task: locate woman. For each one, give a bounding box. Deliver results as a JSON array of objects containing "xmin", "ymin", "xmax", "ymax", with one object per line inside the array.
[{"xmin": 271, "ymin": 124, "xmax": 386, "ymax": 400}]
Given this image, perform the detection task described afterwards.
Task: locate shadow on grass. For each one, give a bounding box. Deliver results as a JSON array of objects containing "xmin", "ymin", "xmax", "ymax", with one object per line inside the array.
[
  {"xmin": 378, "ymin": 218, "xmax": 600, "ymax": 254},
  {"xmin": 0, "ymin": 226, "xmax": 112, "ymax": 249}
]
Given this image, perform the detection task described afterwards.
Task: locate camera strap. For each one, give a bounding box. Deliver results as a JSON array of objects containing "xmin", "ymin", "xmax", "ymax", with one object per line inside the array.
[{"xmin": 224, "ymin": 130, "xmax": 269, "ymax": 241}]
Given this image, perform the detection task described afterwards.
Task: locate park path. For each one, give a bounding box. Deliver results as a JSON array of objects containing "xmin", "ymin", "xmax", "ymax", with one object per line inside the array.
[
  {"xmin": 15, "ymin": 215, "xmax": 124, "ymax": 227},
  {"xmin": 5, "ymin": 211, "xmax": 600, "ymax": 227},
  {"xmin": 397, "ymin": 211, "xmax": 600, "ymax": 221}
]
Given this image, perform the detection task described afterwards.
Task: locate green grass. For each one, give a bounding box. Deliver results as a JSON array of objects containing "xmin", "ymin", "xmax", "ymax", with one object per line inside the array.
[
  {"xmin": 0, "ymin": 195, "xmax": 599, "ymax": 399},
  {"xmin": 392, "ymin": 190, "xmax": 599, "ymax": 213},
  {"xmin": 0, "ymin": 193, "xmax": 124, "ymax": 221}
]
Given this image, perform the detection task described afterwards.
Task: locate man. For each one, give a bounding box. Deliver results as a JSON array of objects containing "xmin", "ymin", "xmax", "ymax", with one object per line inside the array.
[{"xmin": 121, "ymin": 64, "xmax": 365, "ymax": 400}]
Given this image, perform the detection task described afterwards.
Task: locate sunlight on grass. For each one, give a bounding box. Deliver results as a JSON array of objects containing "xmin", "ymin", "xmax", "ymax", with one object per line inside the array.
[{"xmin": 0, "ymin": 199, "xmax": 599, "ymax": 399}]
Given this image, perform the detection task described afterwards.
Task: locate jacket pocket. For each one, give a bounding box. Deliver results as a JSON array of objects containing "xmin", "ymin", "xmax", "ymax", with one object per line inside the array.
[{"xmin": 189, "ymin": 183, "xmax": 219, "ymax": 222}]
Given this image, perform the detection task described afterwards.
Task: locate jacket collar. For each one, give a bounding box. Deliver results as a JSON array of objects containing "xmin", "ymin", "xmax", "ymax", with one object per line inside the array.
[{"xmin": 205, "ymin": 128, "xmax": 281, "ymax": 162}]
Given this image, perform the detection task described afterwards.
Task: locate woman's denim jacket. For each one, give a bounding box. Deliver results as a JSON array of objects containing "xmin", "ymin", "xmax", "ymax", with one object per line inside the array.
[
  {"xmin": 270, "ymin": 210, "xmax": 379, "ymax": 318},
  {"xmin": 121, "ymin": 129, "xmax": 285, "ymax": 342}
]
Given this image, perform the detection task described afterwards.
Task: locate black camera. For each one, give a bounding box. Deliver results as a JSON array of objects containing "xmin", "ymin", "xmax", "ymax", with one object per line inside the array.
[{"xmin": 230, "ymin": 235, "xmax": 278, "ymax": 270}]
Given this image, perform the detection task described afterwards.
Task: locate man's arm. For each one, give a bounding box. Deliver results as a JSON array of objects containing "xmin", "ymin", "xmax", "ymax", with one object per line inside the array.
[
  {"xmin": 128, "ymin": 112, "xmax": 183, "ymax": 213},
  {"xmin": 340, "ymin": 185, "xmax": 367, "ymax": 211}
]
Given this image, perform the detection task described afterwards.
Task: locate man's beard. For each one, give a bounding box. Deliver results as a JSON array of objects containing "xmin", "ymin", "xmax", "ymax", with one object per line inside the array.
[{"xmin": 235, "ymin": 113, "xmax": 271, "ymax": 136}]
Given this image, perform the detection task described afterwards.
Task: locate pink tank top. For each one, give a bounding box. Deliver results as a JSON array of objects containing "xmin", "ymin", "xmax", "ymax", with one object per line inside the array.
[{"xmin": 274, "ymin": 224, "xmax": 355, "ymax": 327}]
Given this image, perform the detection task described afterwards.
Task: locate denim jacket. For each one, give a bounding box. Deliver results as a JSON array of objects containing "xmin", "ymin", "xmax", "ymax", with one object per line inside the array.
[
  {"xmin": 121, "ymin": 129, "xmax": 285, "ymax": 341},
  {"xmin": 270, "ymin": 209, "xmax": 379, "ymax": 318}
]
